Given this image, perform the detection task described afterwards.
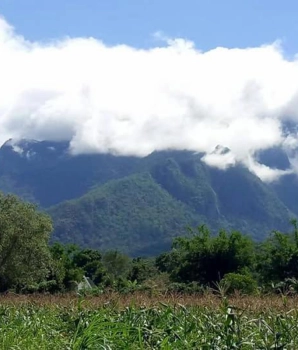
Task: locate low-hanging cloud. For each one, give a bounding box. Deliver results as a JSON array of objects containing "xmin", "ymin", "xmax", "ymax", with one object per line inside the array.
[{"xmin": 1, "ymin": 17, "xmax": 298, "ymax": 181}]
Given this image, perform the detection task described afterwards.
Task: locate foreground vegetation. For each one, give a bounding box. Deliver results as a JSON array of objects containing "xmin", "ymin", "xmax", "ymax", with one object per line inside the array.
[
  {"xmin": 1, "ymin": 292, "xmax": 298, "ymax": 349},
  {"xmin": 4, "ymin": 193, "xmax": 298, "ymax": 347}
]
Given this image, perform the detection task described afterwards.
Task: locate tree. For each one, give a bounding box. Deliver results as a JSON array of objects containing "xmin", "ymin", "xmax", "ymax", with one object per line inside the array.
[
  {"xmin": 160, "ymin": 225, "xmax": 255, "ymax": 285},
  {"xmin": 49, "ymin": 243, "xmax": 84, "ymax": 291},
  {"xmin": 72, "ymin": 248, "xmax": 105, "ymax": 284},
  {"xmin": 128, "ymin": 257, "xmax": 158, "ymax": 283},
  {"xmin": 102, "ymin": 250, "xmax": 131, "ymax": 282},
  {"xmin": 0, "ymin": 193, "xmax": 52, "ymax": 291},
  {"xmin": 221, "ymin": 272, "xmax": 258, "ymax": 295},
  {"xmin": 257, "ymin": 221, "xmax": 298, "ymax": 284}
]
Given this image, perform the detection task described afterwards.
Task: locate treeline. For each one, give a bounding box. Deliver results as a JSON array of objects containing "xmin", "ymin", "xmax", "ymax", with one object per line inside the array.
[
  {"xmin": 1, "ymin": 192, "xmax": 298, "ymax": 295},
  {"xmin": 42, "ymin": 223, "xmax": 298, "ymax": 295}
]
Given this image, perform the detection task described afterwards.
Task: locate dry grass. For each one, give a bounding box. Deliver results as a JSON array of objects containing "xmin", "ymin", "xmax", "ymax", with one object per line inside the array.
[{"xmin": 1, "ymin": 291, "xmax": 298, "ymax": 313}]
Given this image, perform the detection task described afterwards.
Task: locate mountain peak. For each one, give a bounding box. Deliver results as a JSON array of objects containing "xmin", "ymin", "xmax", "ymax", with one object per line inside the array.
[{"xmin": 0, "ymin": 139, "xmax": 70, "ymax": 159}]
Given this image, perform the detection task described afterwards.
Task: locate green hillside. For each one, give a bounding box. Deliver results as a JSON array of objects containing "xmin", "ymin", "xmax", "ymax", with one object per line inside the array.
[
  {"xmin": 49, "ymin": 152, "xmax": 293, "ymax": 255},
  {"xmin": 49, "ymin": 172, "xmax": 204, "ymax": 256}
]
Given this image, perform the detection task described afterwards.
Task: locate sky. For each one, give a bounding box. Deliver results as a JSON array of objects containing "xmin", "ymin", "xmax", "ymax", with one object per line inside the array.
[
  {"xmin": 1, "ymin": 0, "xmax": 298, "ymax": 181},
  {"xmin": 1, "ymin": 0, "xmax": 298, "ymax": 54}
]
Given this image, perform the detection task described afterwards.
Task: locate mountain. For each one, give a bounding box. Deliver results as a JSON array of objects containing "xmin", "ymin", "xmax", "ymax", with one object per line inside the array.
[
  {"xmin": 0, "ymin": 139, "xmax": 295, "ymax": 255},
  {"xmin": 48, "ymin": 172, "xmax": 200, "ymax": 256},
  {"xmin": 0, "ymin": 139, "xmax": 139, "ymax": 206}
]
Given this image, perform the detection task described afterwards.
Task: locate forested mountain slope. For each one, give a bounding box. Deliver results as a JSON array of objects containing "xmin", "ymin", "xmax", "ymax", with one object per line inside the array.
[{"xmin": 0, "ymin": 139, "xmax": 295, "ymax": 255}]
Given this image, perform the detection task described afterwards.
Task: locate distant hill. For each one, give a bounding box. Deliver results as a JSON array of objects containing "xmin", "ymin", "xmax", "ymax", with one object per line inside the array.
[
  {"xmin": 0, "ymin": 139, "xmax": 295, "ymax": 255},
  {"xmin": 48, "ymin": 172, "xmax": 201, "ymax": 256}
]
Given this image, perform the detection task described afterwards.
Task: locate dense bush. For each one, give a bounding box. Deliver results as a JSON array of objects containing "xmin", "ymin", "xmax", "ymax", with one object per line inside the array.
[
  {"xmin": 221, "ymin": 273, "xmax": 258, "ymax": 295},
  {"xmin": 156, "ymin": 225, "xmax": 255, "ymax": 285}
]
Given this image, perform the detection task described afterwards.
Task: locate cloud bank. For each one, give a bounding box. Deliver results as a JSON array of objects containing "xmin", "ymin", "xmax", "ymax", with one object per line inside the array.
[{"xmin": 1, "ymin": 17, "xmax": 298, "ymax": 181}]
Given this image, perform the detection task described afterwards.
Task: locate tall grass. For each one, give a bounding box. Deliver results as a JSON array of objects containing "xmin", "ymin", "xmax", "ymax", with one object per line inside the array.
[{"xmin": 0, "ymin": 292, "xmax": 298, "ymax": 349}]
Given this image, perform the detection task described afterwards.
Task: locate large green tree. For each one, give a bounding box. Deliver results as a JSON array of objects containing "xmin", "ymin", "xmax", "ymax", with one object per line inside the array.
[
  {"xmin": 156, "ymin": 225, "xmax": 255, "ymax": 285},
  {"xmin": 0, "ymin": 193, "xmax": 52, "ymax": 291},
  {"xmin": 257, "ymin": 220, "xmax": 298, "ymax": 284}
]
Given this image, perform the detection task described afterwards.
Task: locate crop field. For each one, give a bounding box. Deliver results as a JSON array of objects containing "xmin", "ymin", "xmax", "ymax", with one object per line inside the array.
[{"xmin": 1, "ymin": 292, "xmax": 298, "ymax": 349}]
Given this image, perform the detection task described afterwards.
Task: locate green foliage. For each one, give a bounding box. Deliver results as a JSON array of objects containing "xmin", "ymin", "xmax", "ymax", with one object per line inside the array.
[
  {"xmin": 48, "ymin": 243, "xmax": 107, "ymax": 291},
  {"xmin": 0, "ymin": 193, "xmax": 52, "ymax": 291},
  {"xmin": 221, "ymin": 273, "xmax": 258, "ymax": 295},
  {"xmin": 2, "ymin": 298, "xmax": 298, "ymax": 349},
  {"xmin": 162, "ymin": 225, "xmax": 255, "ymax": 285},
  {"xmin": 0, "ymin": 304, "xmax": 71, "ymax": 349},
  {"xmin": 128, "ymin": 257, "xmax": 158, "ymax": 283},
  {"xmin": 44, "ymin": 222, "xmax": 298, "ymax": 295},
  {"xmin": 72, "ymin": 248, "xmax": 105, "ymax": 284},
  {"xmin": 155, "ymin": 250, "xmax": 181, "ymax": 273},
  {"xmin": 1, "ymin": 187, "xmax": 298, "ymax": 296},
  {"xmin": 102, "ymin": 250, "xmax": 131, "ymax": 283},
  {"xmin": 49, "ymin": 172, "xmax": 199, "ymax": 256},
  {"xmin": 167, "ymin": 281, "xmax": 205, "ymax": 294},
  {"xmin": 257, "ymin": 220, "xmax": 298, "ymax": 284},
  {"xmin": 49, "ymin": 243, "xmax": 84, "ymax": 291}
]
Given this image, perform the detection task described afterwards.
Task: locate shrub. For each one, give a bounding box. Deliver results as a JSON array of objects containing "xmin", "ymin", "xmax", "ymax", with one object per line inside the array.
[
  {"xmin": 167, "ymin": 282, "xmax": 205, "ymax": 294},
  {"xmin": 222, "ymin": 273, "xmax": 258, "ymax": 295}
]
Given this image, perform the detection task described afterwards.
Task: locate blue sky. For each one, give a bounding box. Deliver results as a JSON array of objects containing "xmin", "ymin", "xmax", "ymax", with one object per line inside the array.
[{"xmin": 0, "ymin": 0, "xmax": 298, "ymax": 54}]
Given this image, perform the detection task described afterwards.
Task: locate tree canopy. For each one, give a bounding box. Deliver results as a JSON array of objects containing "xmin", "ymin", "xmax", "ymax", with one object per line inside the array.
[{"xmin": 0, "ymin": 193, "xmax": 52, "ymax": 291}]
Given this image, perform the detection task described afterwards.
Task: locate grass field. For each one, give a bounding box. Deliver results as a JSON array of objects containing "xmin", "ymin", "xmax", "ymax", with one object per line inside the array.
[{"xmin": 0, "ymin": 292, "xmax": 298, "ymax": 349}]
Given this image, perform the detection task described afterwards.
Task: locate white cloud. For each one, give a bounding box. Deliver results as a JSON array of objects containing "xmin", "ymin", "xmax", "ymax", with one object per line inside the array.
[
  {"xmin": 246, "ymin": 156, "xmax": 293, "ymax": 183},
  {"xmin": 1, "ymin": 17, "xmax": 298, "ymax": 181},
  {"xmin": 202, "ymin": 145, "xmax": 236, "ymax": 170}
]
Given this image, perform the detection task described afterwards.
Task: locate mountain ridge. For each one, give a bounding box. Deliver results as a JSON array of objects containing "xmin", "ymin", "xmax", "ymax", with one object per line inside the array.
[{"xmin": 0, "ymin": 139, "xmax": 295, "ymax": 255}]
